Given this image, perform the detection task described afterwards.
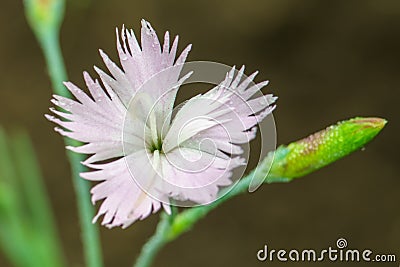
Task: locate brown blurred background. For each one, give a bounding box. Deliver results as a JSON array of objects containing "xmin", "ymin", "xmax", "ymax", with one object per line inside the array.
[{"xmin": 0, "ymin": 0, "xmax": 399, "ymax": 266}]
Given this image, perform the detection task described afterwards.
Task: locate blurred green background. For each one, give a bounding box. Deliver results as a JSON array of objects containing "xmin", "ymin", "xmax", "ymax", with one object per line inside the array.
[{"xmin": 0, "ymin": 0, "xmax": 399, "ymax": 266}]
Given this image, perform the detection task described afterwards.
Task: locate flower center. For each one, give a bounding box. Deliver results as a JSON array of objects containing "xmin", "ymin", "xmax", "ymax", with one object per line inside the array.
[
  {"xmin": 147, "ymin": 105, "xmax": 164, "ymax": 154},
  {"xmin": 149, "ymin": 136, "xmax": 163, "ymax": 153}
]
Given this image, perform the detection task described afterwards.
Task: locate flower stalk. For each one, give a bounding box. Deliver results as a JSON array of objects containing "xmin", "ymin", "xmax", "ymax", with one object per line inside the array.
[
  {"xmin": 24, "ymin": 1, "xmax": 103, "ymax": 267},
  {"xmin": 134, "ymin": 117, "xmax": 386, "ymax": 267}
]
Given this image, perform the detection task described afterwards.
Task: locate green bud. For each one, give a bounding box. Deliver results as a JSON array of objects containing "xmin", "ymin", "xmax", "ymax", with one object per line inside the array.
[
  {"xmin": 24, "ymin": 0, "xmax": 65, "ymax": 38},
  {"xmin": 268, "ymin": 117, "xmax": 387, "ymax": 181}
]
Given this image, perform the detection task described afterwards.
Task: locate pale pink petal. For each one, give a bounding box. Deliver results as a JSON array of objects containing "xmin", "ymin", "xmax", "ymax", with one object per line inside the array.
[
  {"xmin": 82, "ymin": 153, "xmax": 170, "ymax": 228},
  {"xmin": 157, "ymin": 147, "xmax": 244, "ymax": 204}
]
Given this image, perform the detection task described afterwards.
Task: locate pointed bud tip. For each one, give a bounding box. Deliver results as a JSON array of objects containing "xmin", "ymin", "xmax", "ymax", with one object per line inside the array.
[
  {"xmin": 269, "ymin": 116, "xmax": 387, "ymax": 180},
  {"xmin": 350, "ymin": 117, "xmax": 387, "ymax": 130}
]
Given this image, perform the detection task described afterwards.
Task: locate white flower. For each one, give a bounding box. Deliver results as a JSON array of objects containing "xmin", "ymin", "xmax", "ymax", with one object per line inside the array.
[{"xmin": 46, "ymin": 20, "xmax": 276, "ymax": 228}]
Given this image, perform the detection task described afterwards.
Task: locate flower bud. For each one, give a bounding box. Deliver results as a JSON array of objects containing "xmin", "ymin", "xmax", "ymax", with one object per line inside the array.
[{"xmin": 268, "ymin": 117, "xmax": 387, "ymax": 180}]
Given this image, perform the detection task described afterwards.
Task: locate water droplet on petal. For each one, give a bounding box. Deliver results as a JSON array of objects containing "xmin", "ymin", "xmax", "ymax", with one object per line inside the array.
[
  {"xmin": 228, "ymin": 71, "xmax": 234, "ymax": 79},
  {"xmin": 120, "ymin": 53, "xmax": 128, "ymax": 61}
]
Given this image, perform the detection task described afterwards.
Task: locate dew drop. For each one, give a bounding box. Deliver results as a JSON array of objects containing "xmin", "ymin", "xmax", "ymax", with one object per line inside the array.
[
  {"xmin": 120, "ymin": 53, "xmax": 128, "ymax": 61},
  {"xmin": 228, "ymin": 70, "xmax": 234, "ymax": 79}
]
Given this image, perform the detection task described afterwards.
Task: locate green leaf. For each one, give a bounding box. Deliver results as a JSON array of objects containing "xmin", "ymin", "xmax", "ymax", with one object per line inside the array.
[
  {"xmin": 11, "ymin": 130, "xmax": 66, "ymax": 267},
  {"xmin": 0, "ymin": 128, "xmax": 65, "ymax": 267}
]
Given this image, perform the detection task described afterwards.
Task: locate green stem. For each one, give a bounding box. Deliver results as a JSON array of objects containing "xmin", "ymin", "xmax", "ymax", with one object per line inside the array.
[
  {"xmin": 134, "ymin": 209, "xmax": 177, "ymax": 267},
  {"xmin": 134, "ymin": 117, "xmax": 386, "ymax": 267},
  {"xmin": 40, "ymin": 31, "xmax": 69, "ymax": 97},
  {"xmin": 66, "ymin": 149, "xmax": 103, "ymax": 267},
  {"xmin": 42, "ymin": 32, "xmax": 103, "ymax": 267},
  {"xmin": 24, "ymin": 1, "xmax": 104, "ymax": 265}
]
